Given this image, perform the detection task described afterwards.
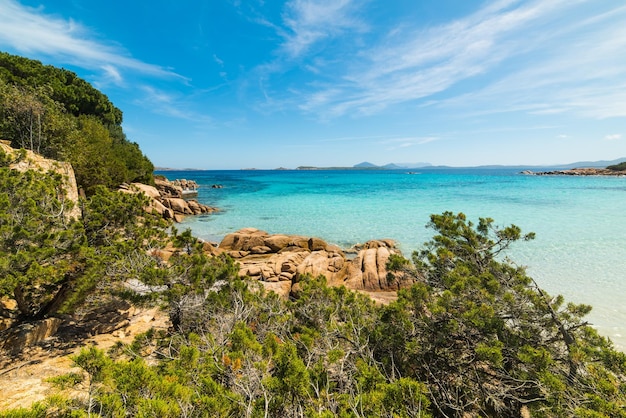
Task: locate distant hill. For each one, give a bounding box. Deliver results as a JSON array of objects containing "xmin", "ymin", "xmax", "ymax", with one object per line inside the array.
[
  {"xmin": 556, "ymin": 157, "xmax": 626, "ymax": 169},
  {"xmin": 354, "ymin": 162, "xmax": 379, "ymax": 168}
]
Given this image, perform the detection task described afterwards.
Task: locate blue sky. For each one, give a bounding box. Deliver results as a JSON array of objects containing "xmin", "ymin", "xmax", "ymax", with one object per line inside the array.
[{"xmin": 1, "ymin": 0, "xmax": 625, "ymax": 169}]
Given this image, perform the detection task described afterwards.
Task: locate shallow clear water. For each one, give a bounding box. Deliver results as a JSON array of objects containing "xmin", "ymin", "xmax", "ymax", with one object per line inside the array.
[{"xmin": 162, "ymin": 169, "xmax": 626, "ymax": 349}]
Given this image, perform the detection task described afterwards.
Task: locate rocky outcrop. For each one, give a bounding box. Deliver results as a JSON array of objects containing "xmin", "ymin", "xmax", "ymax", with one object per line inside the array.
[
  {"xmin": 120, "ymin": 180, "xmax": 217, "ymax": 222},
  {"xmin": 216, "ymin": 228, "xmax": 413, "ymax": 298},
  {"xmin": 345, "ymin": 240, "xmax": 408, "ymax": 291},
  {"xmin": 0, "ymin": 318, "xmax": 62, "ymax": 355},
  {"xmin": 1, "ymin": 141, "xmax": 81, "ymax": 220},
  {"xmin": 154, "ymin": 177, "xmax": 199, "ymax": 198},
  {"xmin": 523, "ymin": 168, "xmax": 626, "ymax": 176}
]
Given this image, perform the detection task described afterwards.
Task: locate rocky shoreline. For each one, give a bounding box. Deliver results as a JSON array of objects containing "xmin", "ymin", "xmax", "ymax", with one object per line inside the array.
[
  {"xmin": 119, "ymin": 177, "xmax": 217, "ymax": 222},
  {"xmin": 521, "ymin": 167, "xmax": 626, "ymax": 176},
  {"xmin": 121, "ymin": 178, "xmax": 413, "ymax": 301}
]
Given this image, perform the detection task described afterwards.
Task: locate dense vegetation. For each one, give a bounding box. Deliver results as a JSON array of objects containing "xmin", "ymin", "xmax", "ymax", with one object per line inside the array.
[
  {"xmin": 607, "ymin": 161, "xmax": 626, "ymax": 171},
  {"xmin": 0, "ymin": 148, "xmax": 168, "ymax": 320},
  {"xmin": 0, "ymin": 51, "xmax": 153, "ymax": 193},
  {"xmin": 2, "ymin": 170, "xmax": 625, "ymax": 417},
  {"xmin": 1, "ymin": 52, "xmax": 625, "ymax": 417}
]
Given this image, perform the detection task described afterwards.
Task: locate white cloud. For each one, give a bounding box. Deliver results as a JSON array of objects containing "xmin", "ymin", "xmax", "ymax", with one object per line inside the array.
[
  {"xmin": 0, "ymin": 0, "xmax": 184, "ymax": 82},
  {"xmin": 137, "ymin": 86, "xmax": 214, "ymax": 124},
  {"xmin": 213, "ymin": 55, "xmax": 224, "ymax": 67},
  {"xmin": 280, "ymin": 0, "xmax": 367, "ymax": 58},
  {"xmin": 291, "ymin": 0, "xmax": 575, "ymax": 116},
  {"xmin": 431, "ymin": 3, "xmax": 626, "ymax": 119},
  {"xmin": 99, "ymin": 64, "xmax": 124, "ymax": 87},
  {"xmin": 605, "ymin": 134, "xmax": 622, "ymax": 141},
  {"xmin": 286, "ymin": 0, "xmax": 626, "ymax": 123}
]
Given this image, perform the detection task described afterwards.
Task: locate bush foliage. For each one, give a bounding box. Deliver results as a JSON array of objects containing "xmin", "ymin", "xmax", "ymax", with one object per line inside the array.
[{"xmin": 5, "ymin": 203, "xmax": 624, "ymax": 417}]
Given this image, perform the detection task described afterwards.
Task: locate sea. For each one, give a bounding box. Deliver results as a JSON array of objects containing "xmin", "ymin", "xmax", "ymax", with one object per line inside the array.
[{"xmin": 157, "ymin": 168, "xmax": 626, "ymax": 350}]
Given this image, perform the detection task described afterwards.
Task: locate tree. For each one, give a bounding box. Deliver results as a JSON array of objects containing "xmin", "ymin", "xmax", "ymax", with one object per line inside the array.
[
  {"xmin": 1, "ymin": 52, "xmax": 154, "ymax": 192},
  {"xmin": 0, "ymin": 51, "xmax": 122, "ymax": 125},
  {"xmin": 0, "ymin": 161, "xmax": 85, "ymax": 319},
  {"xmin": 607, "ymin": 161, "xmax": 626, "ymax": 171},
  {"xmin": 381, "ymin": 212, "xmax": 626, "ymax": 417},
  {"xmin": 0, "ymin": 156, "xmax": 167, "ymax": 319}
]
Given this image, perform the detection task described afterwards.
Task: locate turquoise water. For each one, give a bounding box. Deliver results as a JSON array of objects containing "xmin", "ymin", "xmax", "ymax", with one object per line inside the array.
[{"xmin": 162, "ymin": 169, "xmax": 626, "ymax": 349}]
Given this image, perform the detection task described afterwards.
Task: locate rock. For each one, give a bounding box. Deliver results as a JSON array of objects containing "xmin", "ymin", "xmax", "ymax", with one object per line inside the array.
[
  {"xmin": 217, "ymin": 230, "xmax": 407, "ymax": 298},
  {"xmin": 130, "ymin": 183, "xmax": 161, "ymax": 200},
  {"xmin": 219, "ymin": 229, "xmax": 268, "ymax": 251},
  {"xmin": 228, "ymin": 250, "xmax": 250, "ymax": 258},
  {"xmin": 163, "ymin": 197, "xmax": 193, "ymax": 215},
  {"xmin": 263, "ymin": 235, "xmax": 293, "ymax": 251},
  {"xmin": 529, "ymin": 167, "xmax": 625, "ymax": 176},
  {"xmin": 297, "ymin": 251, "xmax": 346, "ymax": 284},
  {"xmin": 251, "ymin": 245, "xmax": 273, "ymax": 254},
  {"xmin": 259, "ymin": 281, "xmax": 292, "ymax": 299},
  {"xmin": 345, "ymin": 241, "xmax": 404, "ymax": 291},
  {"xmin": 150, "ymin": 199, "xmax": 174, "ymax": 219},
  {"xmin": 155, "ymin": 177, "xmax": 183, "ymax": 198},
  {"xmin": 1, "ymin": 318, "xmax": 62, "ymax": 355},
  {"xmin": 202, "ymin": 241, "xmax": 222, "ymax": 256},
  {"xmin": 308, "ymin": 237, "xmax": 328, "ymax": 251},
  {"xmin": 243, "ymin": 265, "xmax": 263, "ymax": 277}
]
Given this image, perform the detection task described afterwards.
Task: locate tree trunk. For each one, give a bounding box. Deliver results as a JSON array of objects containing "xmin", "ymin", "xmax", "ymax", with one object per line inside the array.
[
  {"xmin": 36, "ymin": 282, "xmax": 72, "ymax": 319},
  {"xmin": 13, "ymin": 285, "xmax": 31, "ymax": 318}
]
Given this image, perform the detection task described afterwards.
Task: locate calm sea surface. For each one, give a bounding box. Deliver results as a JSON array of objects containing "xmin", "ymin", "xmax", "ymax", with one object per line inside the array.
[{"xmin": 159, "ymin": 169, "xmax": 626, "ymax": 349}]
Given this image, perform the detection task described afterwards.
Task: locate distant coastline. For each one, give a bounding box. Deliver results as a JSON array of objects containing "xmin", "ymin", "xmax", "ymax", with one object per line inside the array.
[
  {"xmin": 522, "ymin": 168, "xmax": 626, "ymax": 176},
  {"xmin": 155, "ymin": 157, "xmax": 626, "ymax": 172}
]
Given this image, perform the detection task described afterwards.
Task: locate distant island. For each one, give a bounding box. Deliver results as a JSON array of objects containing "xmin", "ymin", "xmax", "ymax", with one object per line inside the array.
[
  {"xmin": 155, "ymin": 158, "xmax": 626, "ymax": 172},
  {"xmin": 293, "ymin": 157, "xmax": 626, "ymax": 172},
  {"xmin": 297, "ymin": 161, "xmax": 432, "ymax": 170}
]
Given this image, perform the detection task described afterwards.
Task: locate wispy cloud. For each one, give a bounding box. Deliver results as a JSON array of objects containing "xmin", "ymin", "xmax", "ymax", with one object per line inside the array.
[
  {"xmin": 295, "ymin": 0, "xmax": 576, "ymax": 117},
  {"xmin": 278, "ymin": 0, "xmax": 626, "ymax": 122},
  {"xmin": 605, "ymin": 134, "xmax": 622, "ymax": 141},
  {"xmin": 423, "ymin": 3, "xmax": 626, "ymax": 119},
  {"xmin": 99, "ymin": 65, "xmax": 123, "ymax": 87},
  {"xmin": 280, "ymin": 0, "xmax": 367, "ymax": 58},
  {"xmin": 137, "ymin": 86, "xmax": 214, "ymax": 125},
  {"xmin": 382, "ymin": 136, "xmax": 440, "ymax": 150},
  {"xmin": 0, "ymin": 0, "xmax": 185, "ymax": 83}
]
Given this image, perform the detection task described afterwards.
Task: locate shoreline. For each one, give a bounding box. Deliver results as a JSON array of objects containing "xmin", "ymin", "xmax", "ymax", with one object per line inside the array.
[{"xmin": 522, "ymin": 167, "xmax": 626, "ymax": 176}]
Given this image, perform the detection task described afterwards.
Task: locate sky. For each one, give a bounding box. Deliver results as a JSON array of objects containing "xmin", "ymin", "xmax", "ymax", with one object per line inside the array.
[{"xmin": 1, "ymin": 0, "xmax": 625, "ymax": 169}]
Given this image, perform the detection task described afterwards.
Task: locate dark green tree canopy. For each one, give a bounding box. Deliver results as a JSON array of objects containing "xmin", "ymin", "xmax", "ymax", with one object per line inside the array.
[
  {"xmin": 0, "ymin": 51, "xmax": 122, "ymax": 125},
  {"xmin": 607, "ymin": 161, "xmax": 626, "ymax": 171},
  {"xmin": 0, "ymin": 51, "xmax": 153, "ymax": 192}
]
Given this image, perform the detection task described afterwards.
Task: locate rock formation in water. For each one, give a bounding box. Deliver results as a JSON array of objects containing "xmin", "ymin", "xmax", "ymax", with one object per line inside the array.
[
  {"xmin": 522, "ymin": 167, "xmax": 625, "ymax": 176},
  {"xmin": 119, "ymin": 179, "xmax": 217, "ymax": 222}
]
